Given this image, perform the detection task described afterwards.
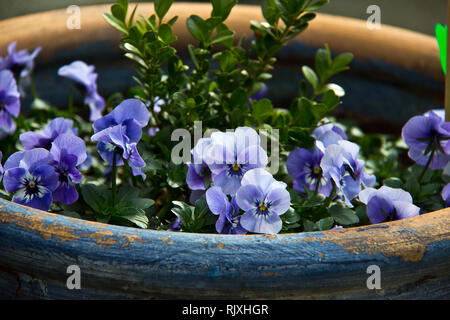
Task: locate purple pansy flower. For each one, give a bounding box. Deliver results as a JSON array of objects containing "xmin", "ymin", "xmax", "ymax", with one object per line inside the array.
[
  {"xmin": 321, "ymin": 140, "xmax": 376, "ymax": 207},
  {"xmin": 3, "ymin": 148, "xmax": 58, "ymax": 211},
  {"xmin": 50, "ymin": 133, "xmax": 87, "ymax": 204},
  {"xmin": 206, "ymin": 186, "xmax": 247, "ymax": 234},
  {"xmin": 58, "ymin": 60, "xmax": 105, "ymax": 121},
  {"xmin": 91, "ymin": 99, "xmax": 149, "ymax": 179},
  {"xmin": 286, "ymin": 145, "xmax": 332, "ymax": 196},
  {"xmin": 205, "ymin": 127, "xmax": 268, "ymax": 195},
  {"xmin": 0, "ymin": 41, "xmax": 41, "ymax": 94},
  {"xmin": 20, "ymin": 117, "xmax": 77, "ymax": 150},
  {"xmin": 0, "ymin": 70, "xmax": 21, "ymax": 138},
  {"xmin": 313, "ymin": 119, "xmax": 347, "ymax": 150},
  {"xmin": 236, "ymin": 168, "xmax": 291, "ymax": 234},
  {"xmin": 402, "ymin": 109, "xmax": 450, "ymax": 170},
  {"xmin": 442, "ymin": 183, "xmax": 450, "ymax": 207},
  {"xmin": 359, "ymin": 186, "xmax": 420, "ymax": 224},
  {"xmin": 187, "ymin": 138, "xmax": 212, "ymax": 191}
]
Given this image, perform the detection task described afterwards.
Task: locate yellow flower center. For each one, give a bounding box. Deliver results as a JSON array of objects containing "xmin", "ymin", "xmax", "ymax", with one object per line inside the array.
[
  {"xmin": 259, "ymin": 204, "xmax": 267, "ymax": 212},
  {"xmin": 29, "ymin": 181, "xmax": 36, "ymax": 189},
  {"xmin": 232, "ymin": 164, "xmax": 240, "ymax": 172},
  {"xmin": 313, "ymin": 166, "xmax": 321, "ymax": 174}
]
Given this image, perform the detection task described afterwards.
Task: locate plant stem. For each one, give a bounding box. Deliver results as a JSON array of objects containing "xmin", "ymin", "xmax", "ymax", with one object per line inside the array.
[
  {"xmin": 324, "ymin": 181, "xmax": 337, "ymax": 207},
  {"xmin": 418, "ymin": 147, "xmax": 436, "ymax": 183},
  {"xmin": 30, "ymin": 75, "xmax": 38, "ymax": 100},
  {"xmin": 313, "ymin": 173, "xmax": 322, "ymax": 198}
]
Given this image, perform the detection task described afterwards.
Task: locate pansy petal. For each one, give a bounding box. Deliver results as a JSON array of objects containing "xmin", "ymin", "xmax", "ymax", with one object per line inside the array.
[
  {"xmin": 3, "ymin": 167, "xmax": 26, "ymax": 193},
  {"xmin": 240, "ymin": 209, "xmax": 282, "ymax": 234},
  {"xmin": 366, "ymin": 194, "xmax": 394, "ymax": 224},
  {"xmin": 393, "ymin": 201, "xmax": 420, "ymax": 220},
  {"xmin": 206, "ymin": 186, "xmax": 230, "ymax": 216},
  {"xmin": 236, "ymin": 184, "xmax": 264, "ymax": 211},
  {"xmin": 265, "ymin": 187, "xmax": 290, "ymax": 215},
  {"xmin": 52, "ymin": 181, "xmax": 79, "ymax": 204}
]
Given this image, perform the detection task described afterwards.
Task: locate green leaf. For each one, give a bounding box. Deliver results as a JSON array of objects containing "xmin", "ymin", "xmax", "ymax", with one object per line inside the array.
[
  {"xmin": 187, "ymin": 15, "xmax": 211, "ymax": 44},
  {"xmin": 211, "ymin": 0, "xmax": 237, "ymax": 22},
  {"xmin": 315, "ymin": 217, "xmax": 334, "ymax": 231},
  {"xmin": 230, "ymin": 88, "xmax": 247, "ymax": 110},
  {"xmin": 305, "ymin": 0, "xmax": 329, "ymax": 11},
  {"xmin": 117, "ymin": 0, "xmax": 128, "ymax": 10},
  {"xmin": 211, "ymin": 24, "xmax": 234, "ymax": 47},
  {"xmin": 291, "ymin": 97, "xmax": 315, "ymax": 128},
  {"xmin": 159, "ymin": 23, "xmax": 177, "ymax": 44},
  {"xmin": 262, "ymin": 0, "xmax": 281, "ymax": 25},
  {"xmin": 288, "ymin": 127, "xmax": 316, "ymax": 149},
  {"xmin": 321, "ymin": 83, "xmax": 345, "ymax": 97},
  {"xmin": 103, "ymin": 12, "xmax": 128, "ymax": 35},
  {"xmin": 118, "ymin": 209, "xmax": 149, "ymax": 229},
  {"xmin": 103, "ymin": 12, "xmax": 129, "ymax": 34},
  {"xmin": 302, "ymin": 65, "xmax": 319, "ymax": 90},
  {"xmin": 332, "ymin": 52, "xmax": 354, "ymax": 72},
  {"xmin": 154, "ymin": 0, "xmax": 174, "ymax": 21},
  {"xmin": 383, "ymin": 177, "xmax": 404, "ymax": 189},
  {"xmin": 253, "ymin": 98, "xmax": 273, "ymax": 122},
  {"xmin": 111, "ymin": 4, "xmax": 126, "ymax": 21},
  {"xmin": 329, "ymin": 203, "xmax": 359, "ymax": 225},
  {"xmin": 314, "ymin": 46, "xmax": 332, "ymax": 79},
  {"xmin": 80, "ymin": 184, "xmax": 109, "ymax": 214}
]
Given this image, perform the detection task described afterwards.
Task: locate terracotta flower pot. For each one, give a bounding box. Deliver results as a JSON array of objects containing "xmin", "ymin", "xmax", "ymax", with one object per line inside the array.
[{"xmin": 0, "ymin": 3, "xmax": 449, "ymax": 299}]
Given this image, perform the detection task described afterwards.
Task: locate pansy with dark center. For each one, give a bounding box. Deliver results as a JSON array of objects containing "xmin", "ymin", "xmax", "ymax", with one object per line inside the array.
[
  {"xmin": 3, "ymin": 148, "xmax": 58, "ymax": 211},
  {"xmin": 286, "ymin": 145, "xmax": 332, "ymax": 196},
  {"xmin": 58, "ymin": 60, "xmax": 105, "ymax": 121},
  {"xmin": 49, "ymin": 133, "xmax": 87, "ymax": 204},
  {"xmin": 320, "ymin": 140, "xmax": 375, "ymax": 207},
  {"xmin": 0, "ymin": 70, "xmax": 21, "ymax": 139},
  {"xmin": 359, "ymin": 186, "xmax": 420, "ymax": 224},
  {"xmin": 206, "ymin": 186, "xmax": 247, "ymax": 234},
  {"xmin": 402, "ymin": 110, "xmax": 450, "ymax": 170},
  {"xmin": 204, "ymin": 127, "xmax": 268, "ymax": 195},
  {"xmin": 91, "ymin": 99, "xmax": 149, "ymax": 179},
  {"xmin": 236, "ymin": 168, "xmax": 290, "ymax": 234},
  {"xmin": 20, "ymin": 117, "xmax": 77, "ymax": 150}
]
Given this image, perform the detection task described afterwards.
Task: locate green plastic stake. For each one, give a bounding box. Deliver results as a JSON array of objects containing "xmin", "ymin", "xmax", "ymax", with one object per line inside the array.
[{"xmin": 436, "ymin": 23, "xmax": 447, "ymax": 75}]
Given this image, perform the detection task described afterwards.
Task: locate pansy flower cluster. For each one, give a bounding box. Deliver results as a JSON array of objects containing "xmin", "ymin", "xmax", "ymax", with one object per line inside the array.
[
  {"xmin": 2, "ymin": 118, "xmax": 87, "ymax": 210},
  {"xmin": 187, "ymin": 127, "xmax": 291, "ymax": 235}
]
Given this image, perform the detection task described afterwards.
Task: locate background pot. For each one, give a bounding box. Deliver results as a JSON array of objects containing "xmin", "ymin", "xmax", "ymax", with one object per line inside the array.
[{"xmin": 0, "ymin": 3, "xmax": 449, "ymax": 299}]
